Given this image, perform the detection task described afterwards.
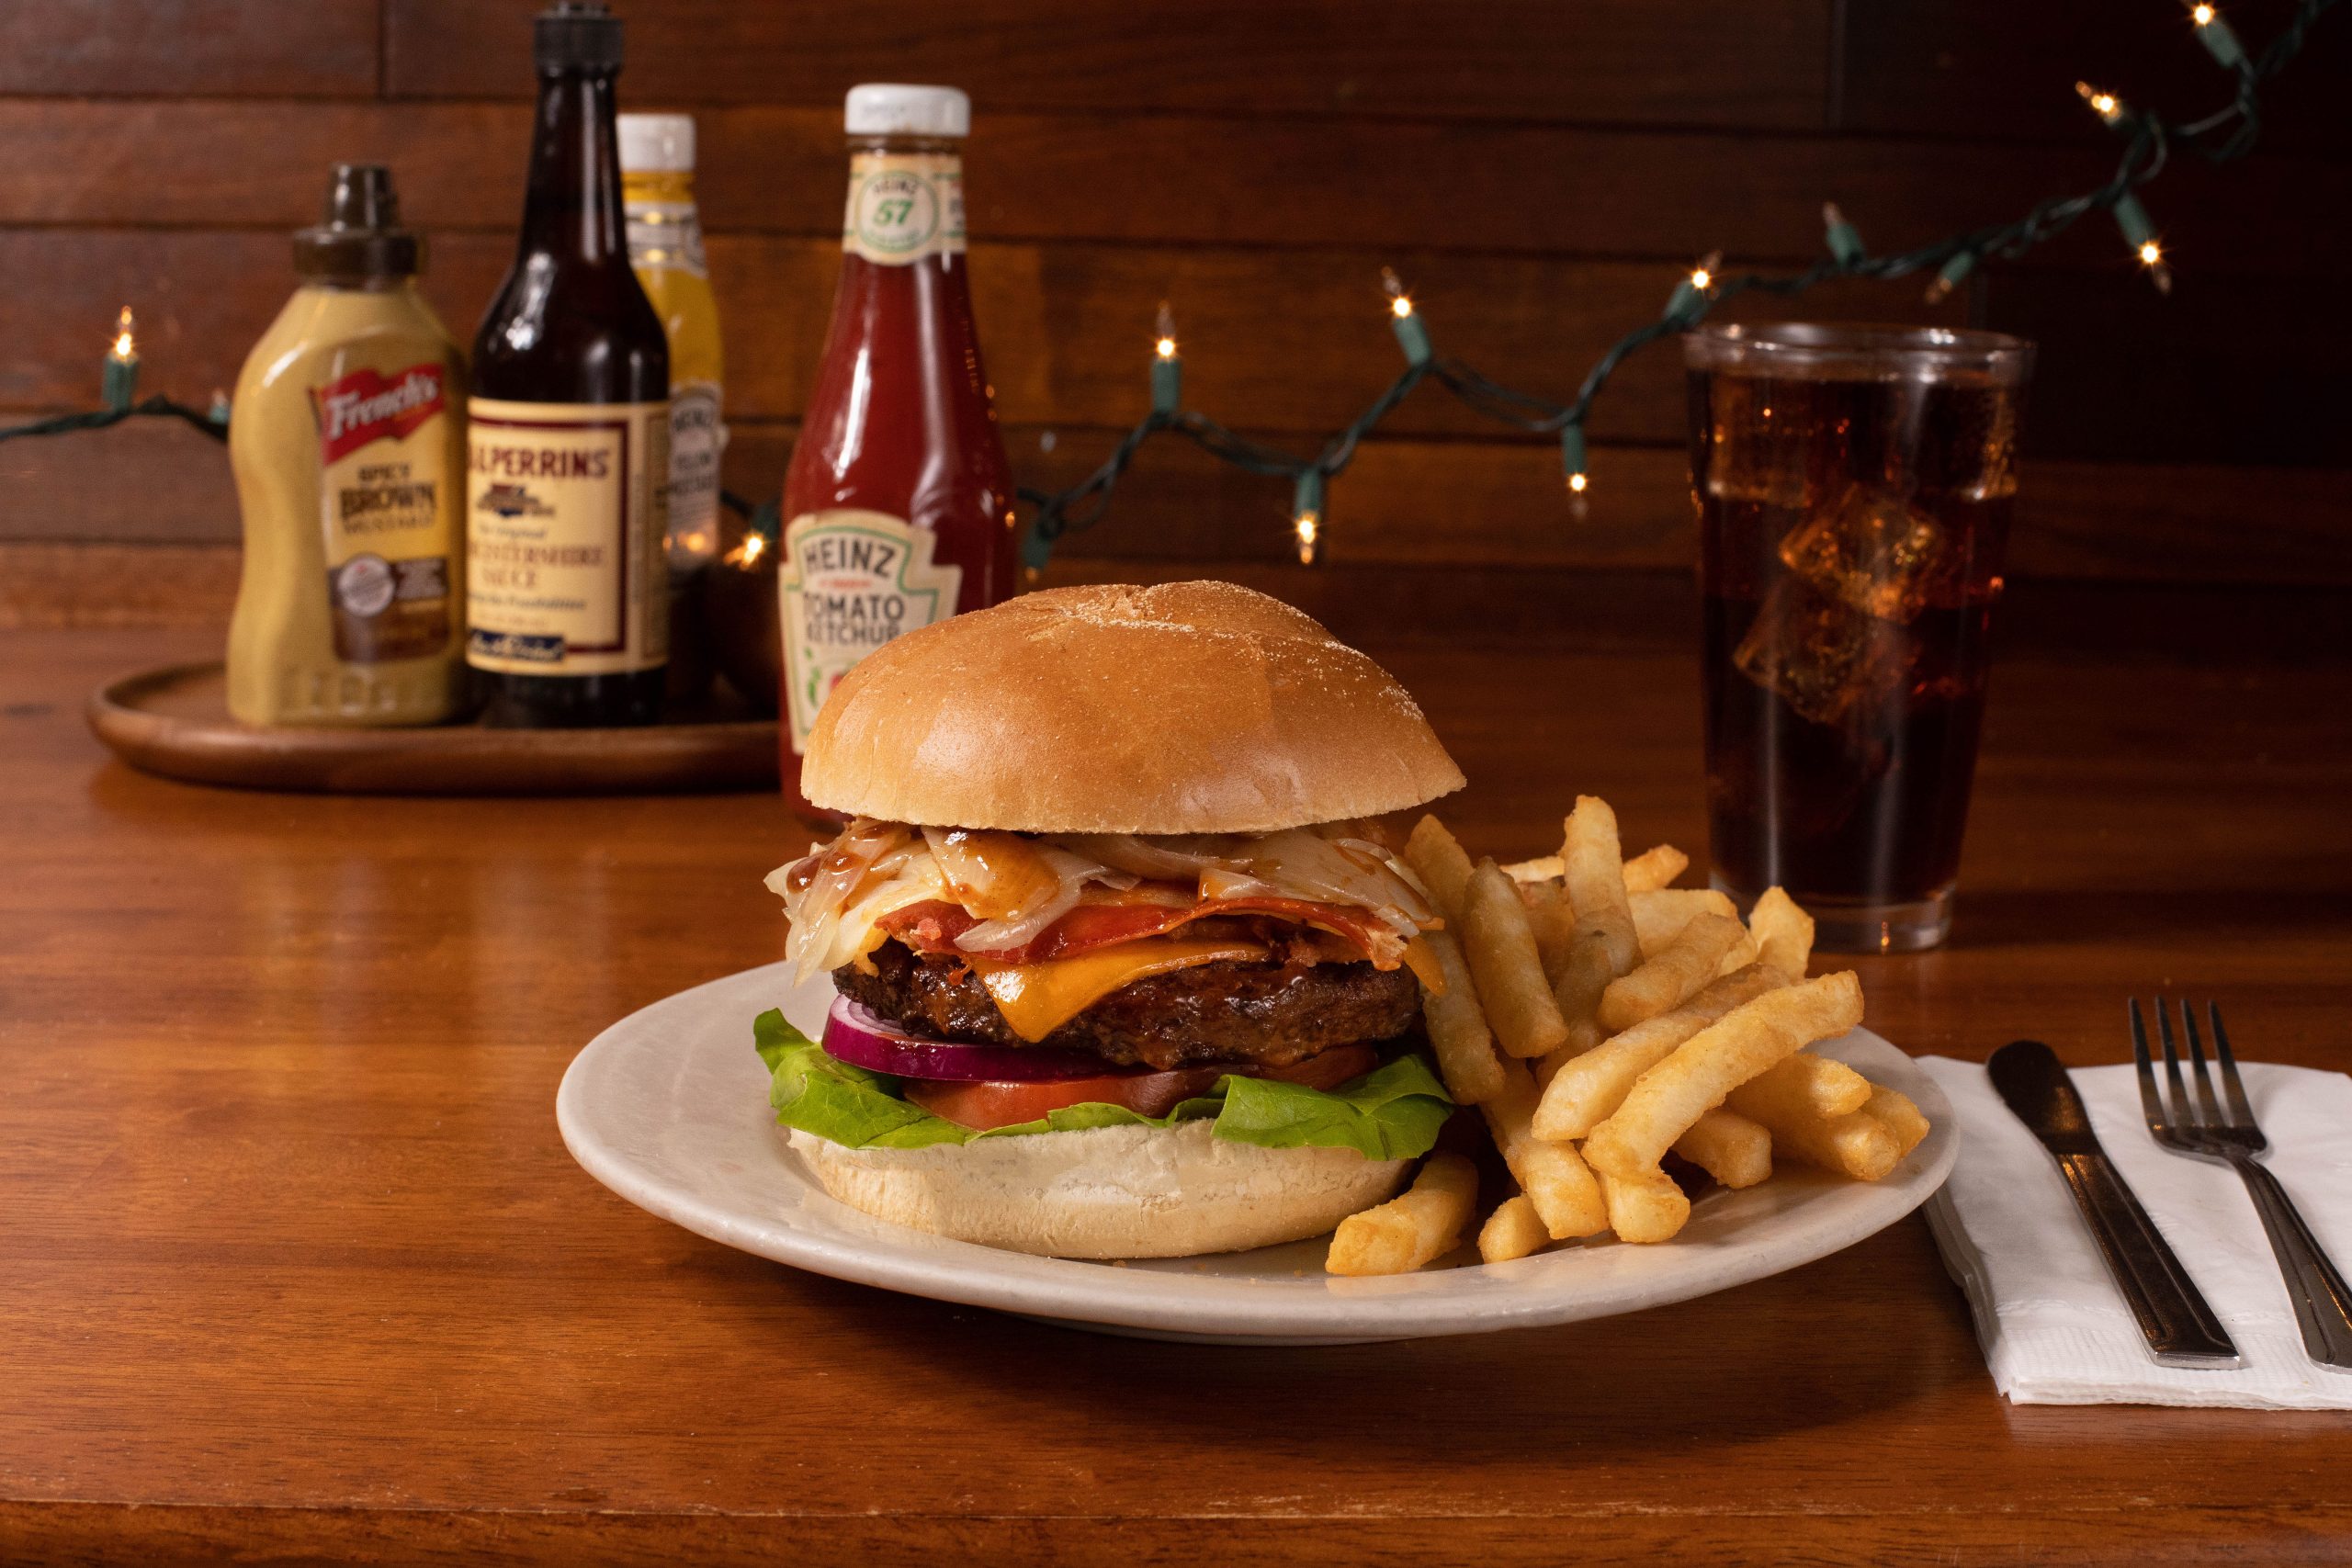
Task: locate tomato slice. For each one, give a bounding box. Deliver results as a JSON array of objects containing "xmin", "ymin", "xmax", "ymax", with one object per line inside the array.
[{"xmin": 902, "ymin": 1043, "xmax": 1381, "ymax": 1132}]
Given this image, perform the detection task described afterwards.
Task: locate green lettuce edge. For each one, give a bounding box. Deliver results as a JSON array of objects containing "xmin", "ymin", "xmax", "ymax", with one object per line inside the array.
[{"xmin": 753, "ymin": 1009, "xmax": 1451, "ymax": 1161}]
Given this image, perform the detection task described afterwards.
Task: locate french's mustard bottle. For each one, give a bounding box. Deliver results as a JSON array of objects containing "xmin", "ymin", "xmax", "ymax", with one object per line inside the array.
[{"xmin": 226, "ymin": 164, "xmax": 469, "ymax": 726}]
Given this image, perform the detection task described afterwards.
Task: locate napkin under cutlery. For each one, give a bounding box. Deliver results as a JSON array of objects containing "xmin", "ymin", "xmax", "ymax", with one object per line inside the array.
[{"xmin": 1920, "ymin": 1055, "xmax": 2352, "ymax": 1408}]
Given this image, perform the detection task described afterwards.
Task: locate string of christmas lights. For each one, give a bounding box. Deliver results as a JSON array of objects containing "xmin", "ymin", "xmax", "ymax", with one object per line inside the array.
[
  {"xmin": 1018, "ymin": 0, "xmax": 2342, "ymax": 571},
  {"xmin": 0, "ymin": 310, "xmax": 231, "ymax": 447}
]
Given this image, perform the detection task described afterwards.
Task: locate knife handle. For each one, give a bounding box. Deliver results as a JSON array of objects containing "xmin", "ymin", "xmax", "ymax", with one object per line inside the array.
[{"xmin": 2057, "ymin": 1151, "xmax": 2243, "ymax": 1369}]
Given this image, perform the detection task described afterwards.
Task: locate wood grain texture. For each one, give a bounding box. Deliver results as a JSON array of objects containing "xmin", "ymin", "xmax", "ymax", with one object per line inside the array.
[
  {"xmin": 2, "ymin": 619, "xmax": 2350, "ymax": 1563},
  {"xmin": 1838, "ymin": 0, "xmax": 2352, "ymax": 155},
  {"xmin": 7, "ymin": 418, "xmax": 2346, "ymax": 592},
  {"xmin": 1, "ymin": 99, "xmax": 2341, "ymax": 277},
  {"xmin": 384, "ymin": 0, "xmax": 1832, "ymax": 128},
  {"xmin": 0, "ymin": 0, "xmax": 379, "ymax": 97}
]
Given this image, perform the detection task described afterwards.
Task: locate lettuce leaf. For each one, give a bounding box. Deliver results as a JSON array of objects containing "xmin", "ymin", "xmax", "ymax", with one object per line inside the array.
[{"xmin": 752, "ymin": 1010, "xmax": 1451, "ymax": 1161}]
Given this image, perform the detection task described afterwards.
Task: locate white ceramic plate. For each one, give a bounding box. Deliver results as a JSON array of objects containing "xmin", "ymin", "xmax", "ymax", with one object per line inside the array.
[{"xmin": 558, "ymin": 962, "xmax": 1959, "ymax": 1345}]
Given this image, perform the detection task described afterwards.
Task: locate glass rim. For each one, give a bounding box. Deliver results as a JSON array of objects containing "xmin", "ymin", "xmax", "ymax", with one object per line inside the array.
[{"xmin": 1681, "ymin": 321, "xmax": 2034, "ymax": 382}]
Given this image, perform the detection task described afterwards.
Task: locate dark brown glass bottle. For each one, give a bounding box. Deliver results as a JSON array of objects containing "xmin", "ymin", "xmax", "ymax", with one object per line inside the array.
[{"xmin": 467, "ymin": 1, "xmax": 670, "ymax": 728}]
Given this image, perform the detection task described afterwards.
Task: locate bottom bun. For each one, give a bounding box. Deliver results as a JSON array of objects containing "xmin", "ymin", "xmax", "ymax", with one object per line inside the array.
[{"xmin": 787, "ymin": 1120, "xmax": 1409, "ymax": 1259}]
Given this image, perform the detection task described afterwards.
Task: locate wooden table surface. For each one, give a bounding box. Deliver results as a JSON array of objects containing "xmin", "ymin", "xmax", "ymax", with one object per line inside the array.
[{"xmin": 6, "ymin": 622, "xmax": 2350, "ymax": 1566}]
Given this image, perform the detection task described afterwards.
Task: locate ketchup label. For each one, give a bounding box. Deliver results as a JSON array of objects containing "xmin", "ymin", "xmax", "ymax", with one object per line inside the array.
[
  {"xmin": 312, "ymin": 364, "xmax": 457, "ymax": 663},
  {"xmin": 842, "ymin": 152, "xmax": 966, "ymax": 265},
  {"xmin": 778, "ymin": 509, "xmax": 964, "ymax": 749},
  {"xmin": 312, "ymin": 365, "xmax": 447, "ymax": 465},
  {"xmin": 463, "ymin": 398, "xmax": 671, "ymax": 677}
]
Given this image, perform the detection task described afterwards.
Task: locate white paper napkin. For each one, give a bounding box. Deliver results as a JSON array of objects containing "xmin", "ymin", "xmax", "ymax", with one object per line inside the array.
[{"xmin": 1920, "ymin": 1055, "xmax": 2352, "ymax": 1408}]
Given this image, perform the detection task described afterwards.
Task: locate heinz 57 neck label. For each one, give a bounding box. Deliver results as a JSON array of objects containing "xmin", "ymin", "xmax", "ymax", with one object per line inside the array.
[
  {"xmin": 842, "ymin": 152, "xmax": 966, "ymax": 265},
  {"xmin": 465, "ymin": 398, "xmax": 669, "ymax": 676},
  {"xmin": 779, "ymin": 509, "xmax": 962, "ymax": 749}
]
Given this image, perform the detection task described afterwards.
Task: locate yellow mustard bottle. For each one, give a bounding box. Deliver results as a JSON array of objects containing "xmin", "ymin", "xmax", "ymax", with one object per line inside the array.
[
  {"xmin": 226, "ymin": 164, "xmax": 469, "ymax": 726},
  {"xmin": 618, "ymin": 114, "xmax": 725, "ymax": 573}
]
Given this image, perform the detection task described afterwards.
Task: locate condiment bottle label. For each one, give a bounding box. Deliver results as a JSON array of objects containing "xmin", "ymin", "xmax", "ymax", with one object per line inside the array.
[
  {"xmin": 842, "ymin": 152, "xmax": 966, "ymax": 266},
  {"xmin": 311, "ymin": 363, "xmax": 458, "ymax": 664},
  {"xmin": 625, "ymin": 197, "xmax": 707, "ymax": 276},
  {"xmin": 778, "ymin": 509, "xmax": 963, "ymax": 750},
  {"xmin": 666, "ymin": 380, "xmax": 723, "ymax": 570},
  {"xmin": 464, "ymin": 398, "xmax": 670, "ymax": 676}
]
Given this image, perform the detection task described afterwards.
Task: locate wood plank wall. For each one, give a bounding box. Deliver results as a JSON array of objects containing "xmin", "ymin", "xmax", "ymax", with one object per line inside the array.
[{"xmin": 1, "ymin": 0, "xmax": 2346, "ymax": 637}]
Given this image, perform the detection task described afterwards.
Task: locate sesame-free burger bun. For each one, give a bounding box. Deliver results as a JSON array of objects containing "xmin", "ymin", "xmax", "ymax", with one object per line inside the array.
[
  {"xmin": 788, "ymin": 1119, "xmax": 1409, "ymax": 1258},
  {"xmin": 799, "ymin": 581, "xmax": 1464, "ymax": 834}
]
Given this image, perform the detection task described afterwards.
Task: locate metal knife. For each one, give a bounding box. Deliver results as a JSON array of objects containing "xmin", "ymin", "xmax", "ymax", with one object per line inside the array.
[{"xmin": 1988, "ymin": 1040, "xmax": 2242, "ymax": 1369}]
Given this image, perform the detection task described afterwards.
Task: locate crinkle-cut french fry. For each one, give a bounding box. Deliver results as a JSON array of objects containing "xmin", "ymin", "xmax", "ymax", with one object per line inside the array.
[
  {"xmin": 1559, "ymin": 796, "xmax": 1639, "ymax": 977},
  {"xmin": 1416, "ymin": 928, "xmax": 1505, "ymax": 1106},
  {"xmin": 1598, "ymin": 1165, "xmax": 1691, "ymax": 1244},
  {"xmin": 1672, "ymin": 1108, "xmax": 1773, "ymax": 1190},
  {"xmin": 1404, "ymin": 815, "xmax": 1476, "ymax": 927},
  {"xmin": 1599, "ymin": 911, "xmax": 1748, "ymax": 1032},
  {"xmin": 1516, "ymin": 878, "xmax": 1579, "ymax": 989},
  {"xmin": 1502, "ymin": 854, "xmax": 1565, "ymax": 884},
  {"xmin": 1620, "ymin": 843, "xmax": 1690, "ymax": 894},
  {"xmin": 1741, "ymin": 1049, "xmax": 1873, "ymax": 1121},
  {"xmin": 1484, "ymin": 1058, "xmax": 1607, "ymax": 1240},
  {"xmin": 1727, "ymin": 1086, "xmax": 1902, "ymax": 1181},
  {"xmin": 1326, "ymin": 1153, "xmax": 1479, "ymax": 1276},
  {"xmin": 1864, "ymin": 1083, "xmax": 1931, "ymax": 1159},
  {"xmin": 1584, "ymin": 971, "xmax": 1866, "ymax": 1179},
  {"xmin": 1747, "ymin": 886, "xmax": 1815, "ymax": 979},
  {"xmin": 1532, "ymin": 964, "xmax": 1788, "ymax": 1142},
  {"xmin": 1463, "ymin": 861, "xmax": 1571, "ymax": 1059},
  {"xmin": 1476, "ymin": 1192, "xmax": 1552, "ymax": 1263},
  {"xmin": 1629, "ymin": 887, "xmax": 1740, "ymax": 958}
]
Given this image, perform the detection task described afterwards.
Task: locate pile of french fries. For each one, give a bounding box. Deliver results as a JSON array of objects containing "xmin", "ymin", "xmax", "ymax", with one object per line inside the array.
[{"xmin": 1325, "ymin": 795, "xmax": 1930, "ymax": 1277}]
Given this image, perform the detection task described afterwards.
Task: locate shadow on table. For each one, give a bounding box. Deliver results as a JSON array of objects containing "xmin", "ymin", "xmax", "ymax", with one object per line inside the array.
[{"xmin": 733, "ymin": 1219, "xmax": 1980, "ymax": 1471}]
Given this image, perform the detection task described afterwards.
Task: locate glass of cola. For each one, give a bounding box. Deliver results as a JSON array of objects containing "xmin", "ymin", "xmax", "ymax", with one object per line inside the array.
[{"xmin": 1683, "ymin": 322, "xmax": 2034, "ymax": 953}]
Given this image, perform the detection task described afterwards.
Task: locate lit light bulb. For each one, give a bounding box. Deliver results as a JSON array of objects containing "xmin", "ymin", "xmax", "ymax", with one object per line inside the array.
[
  {"xmin": 1154, "ymin": 299, "xmax": 1178, "ymax": 361},
  {"xmin": 2138, "ymin": 240, "xmax": 2164, "ymax": 267},
  {"xmin": 110, "ymin": 306, "xmax": 136, "ymax": 362},
  {"xmin": 1381, "ymin": 265, "xmax": 1412, "ymax": 317},
  {"xmin": 1390, "ymin": 294, "xmax": 1414, "ymax": 321},
  {"xmin": 2192, "ymin": 3, "xmax": 2215, "ymax": 23},
  {"xmin": 1154, "ymin": 334, "xmax": 1178, "ymax": 360},
  {"xmin": 1149, "ymin": 300, "xmax": 1182, "ymax": 412},
  {"xmin": 1690, "ymin": 265, "xmax": 1713, "ymax": 292},
  {"xmin": 1567, "ymin": 471, "xmax": 1589, "ymax": 495},
  {"xmin": 1293, "ymin": 509, "xmax": 1321, "ymax": 565},
  {"xmin": 726, "ymin": 531, "xmax": 768, "ymax": 569},
  {"xmin": 2075, "ymin": 80, "xmax": 2123, "ymax": 123},
  {"xmin": 1379, "ymin": 265, "xmax": 1432, "ymax": 365}
]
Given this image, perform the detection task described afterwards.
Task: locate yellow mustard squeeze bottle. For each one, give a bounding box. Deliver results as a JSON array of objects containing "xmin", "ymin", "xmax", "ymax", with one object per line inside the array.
[
  {"xmin": 618, "ymin": 113, "xmax": 725, "ymax": 572},
  {"xmin": 226, "ymin": 164, "xmax": 468, "ymax": 725}
]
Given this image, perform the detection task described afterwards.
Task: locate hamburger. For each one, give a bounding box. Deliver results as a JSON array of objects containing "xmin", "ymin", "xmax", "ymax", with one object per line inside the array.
[{"xmin": 756, "ymin": 581, "xmax": 1465, "ymax": 1258}]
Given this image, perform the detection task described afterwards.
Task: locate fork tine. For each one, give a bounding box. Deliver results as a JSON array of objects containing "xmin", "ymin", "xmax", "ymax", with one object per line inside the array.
[
  {"xmin": 2155, "ymin": 998, "xmax": 2199, "ymax": 1129},
  {"xmin": 2178, "ymin": 999, "xmax": 2226, "ymax": 1127},
  {"xmin": 2208, "ymin": 1001, "xmax": 2259, "ymax": 1128},
  {"xmin": 2129, "ymin": 997, "xmax": 2169, "ymax": 1135}
]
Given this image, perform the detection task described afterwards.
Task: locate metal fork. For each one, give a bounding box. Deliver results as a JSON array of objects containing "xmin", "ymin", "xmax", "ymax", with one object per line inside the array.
[{"xmin": 2131, "ymin": 998, "xmax": 2352, "ymax": 1371}]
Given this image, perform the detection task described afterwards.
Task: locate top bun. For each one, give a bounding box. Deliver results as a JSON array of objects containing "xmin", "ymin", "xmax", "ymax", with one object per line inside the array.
[{"xmin": 801, "ymin": 581, "xmax": 1465, "ymax": 833}]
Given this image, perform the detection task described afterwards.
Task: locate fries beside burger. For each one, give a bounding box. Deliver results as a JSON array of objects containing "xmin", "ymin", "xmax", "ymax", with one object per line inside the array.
[{"xmin": 754, "ymin": 581, "xmax": 1929, "ymax": 1275}]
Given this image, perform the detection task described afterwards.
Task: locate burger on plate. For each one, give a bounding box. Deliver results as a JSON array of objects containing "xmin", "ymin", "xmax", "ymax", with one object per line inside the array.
[{"xmin": 756, "ymin": 581, "xmax": 1465, "ymax": 1258}]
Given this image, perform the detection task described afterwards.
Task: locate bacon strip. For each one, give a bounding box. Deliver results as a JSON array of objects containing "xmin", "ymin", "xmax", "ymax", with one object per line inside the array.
[{"xmin": 877, "ymin": 894, "xmax": 1398, "ymax": 969}]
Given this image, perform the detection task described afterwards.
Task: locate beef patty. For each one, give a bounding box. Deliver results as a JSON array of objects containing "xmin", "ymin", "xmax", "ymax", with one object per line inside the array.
[{"xmin": 835, "ymin": 938, "xmax": 1420, "ymax": 1070}]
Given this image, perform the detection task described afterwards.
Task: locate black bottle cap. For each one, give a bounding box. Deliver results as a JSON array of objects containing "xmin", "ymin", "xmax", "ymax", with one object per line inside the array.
[
  {"xmin": 293, "ymin": 164, "xmax": 424, "ymax": 280},
  {"xmin": 536, "ymin": 1, "xmax": 623, "ymax": 72}
]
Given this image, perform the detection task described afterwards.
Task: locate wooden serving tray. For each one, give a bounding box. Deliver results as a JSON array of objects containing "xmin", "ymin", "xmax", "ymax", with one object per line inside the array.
[{"xmin": 87, "ymin": 661, "xmax": 780, "ymax": 795}]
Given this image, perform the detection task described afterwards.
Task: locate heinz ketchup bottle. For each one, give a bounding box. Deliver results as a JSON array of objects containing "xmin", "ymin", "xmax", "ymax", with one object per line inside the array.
[{"xmin": 779, "ymin": 84, "xmax": 1019, "ymax": 814}]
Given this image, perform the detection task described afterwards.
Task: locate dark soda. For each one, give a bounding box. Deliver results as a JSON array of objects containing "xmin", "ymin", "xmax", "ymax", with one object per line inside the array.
[{"xmin": 1686, "ymin": 324, "xmax": 2031, "ymax": 951}]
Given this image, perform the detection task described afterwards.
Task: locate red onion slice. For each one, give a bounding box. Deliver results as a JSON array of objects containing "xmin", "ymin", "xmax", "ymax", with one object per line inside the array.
[{"xmin": 820, "ymin": 995, "xmax": 1144, "ymax": 1083}]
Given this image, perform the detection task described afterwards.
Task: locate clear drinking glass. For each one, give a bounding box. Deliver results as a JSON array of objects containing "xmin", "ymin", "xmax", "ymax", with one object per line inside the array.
[{"xmin": 1684, "ymin": 322, "xmax": 2034, "ymax": 953}]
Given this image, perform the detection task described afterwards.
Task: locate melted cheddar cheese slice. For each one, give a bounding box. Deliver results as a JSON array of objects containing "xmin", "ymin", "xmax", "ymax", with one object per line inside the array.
[{"xmin": 967, "ymin": 938, "xmax": 1268, "ymax": 1043}]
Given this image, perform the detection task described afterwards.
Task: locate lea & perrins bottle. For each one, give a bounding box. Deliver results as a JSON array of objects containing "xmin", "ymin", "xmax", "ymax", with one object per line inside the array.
[
  {"xmin": 468, "ymin": 1, "xmax": 670, "ymax": 728},
  {"xmin": 225, "ymin": 164, "xmax": 468, "ymax": 727},
  {"xmin": 779, "ymin": 84, "xmax": 1018, "ymax": 812}
]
